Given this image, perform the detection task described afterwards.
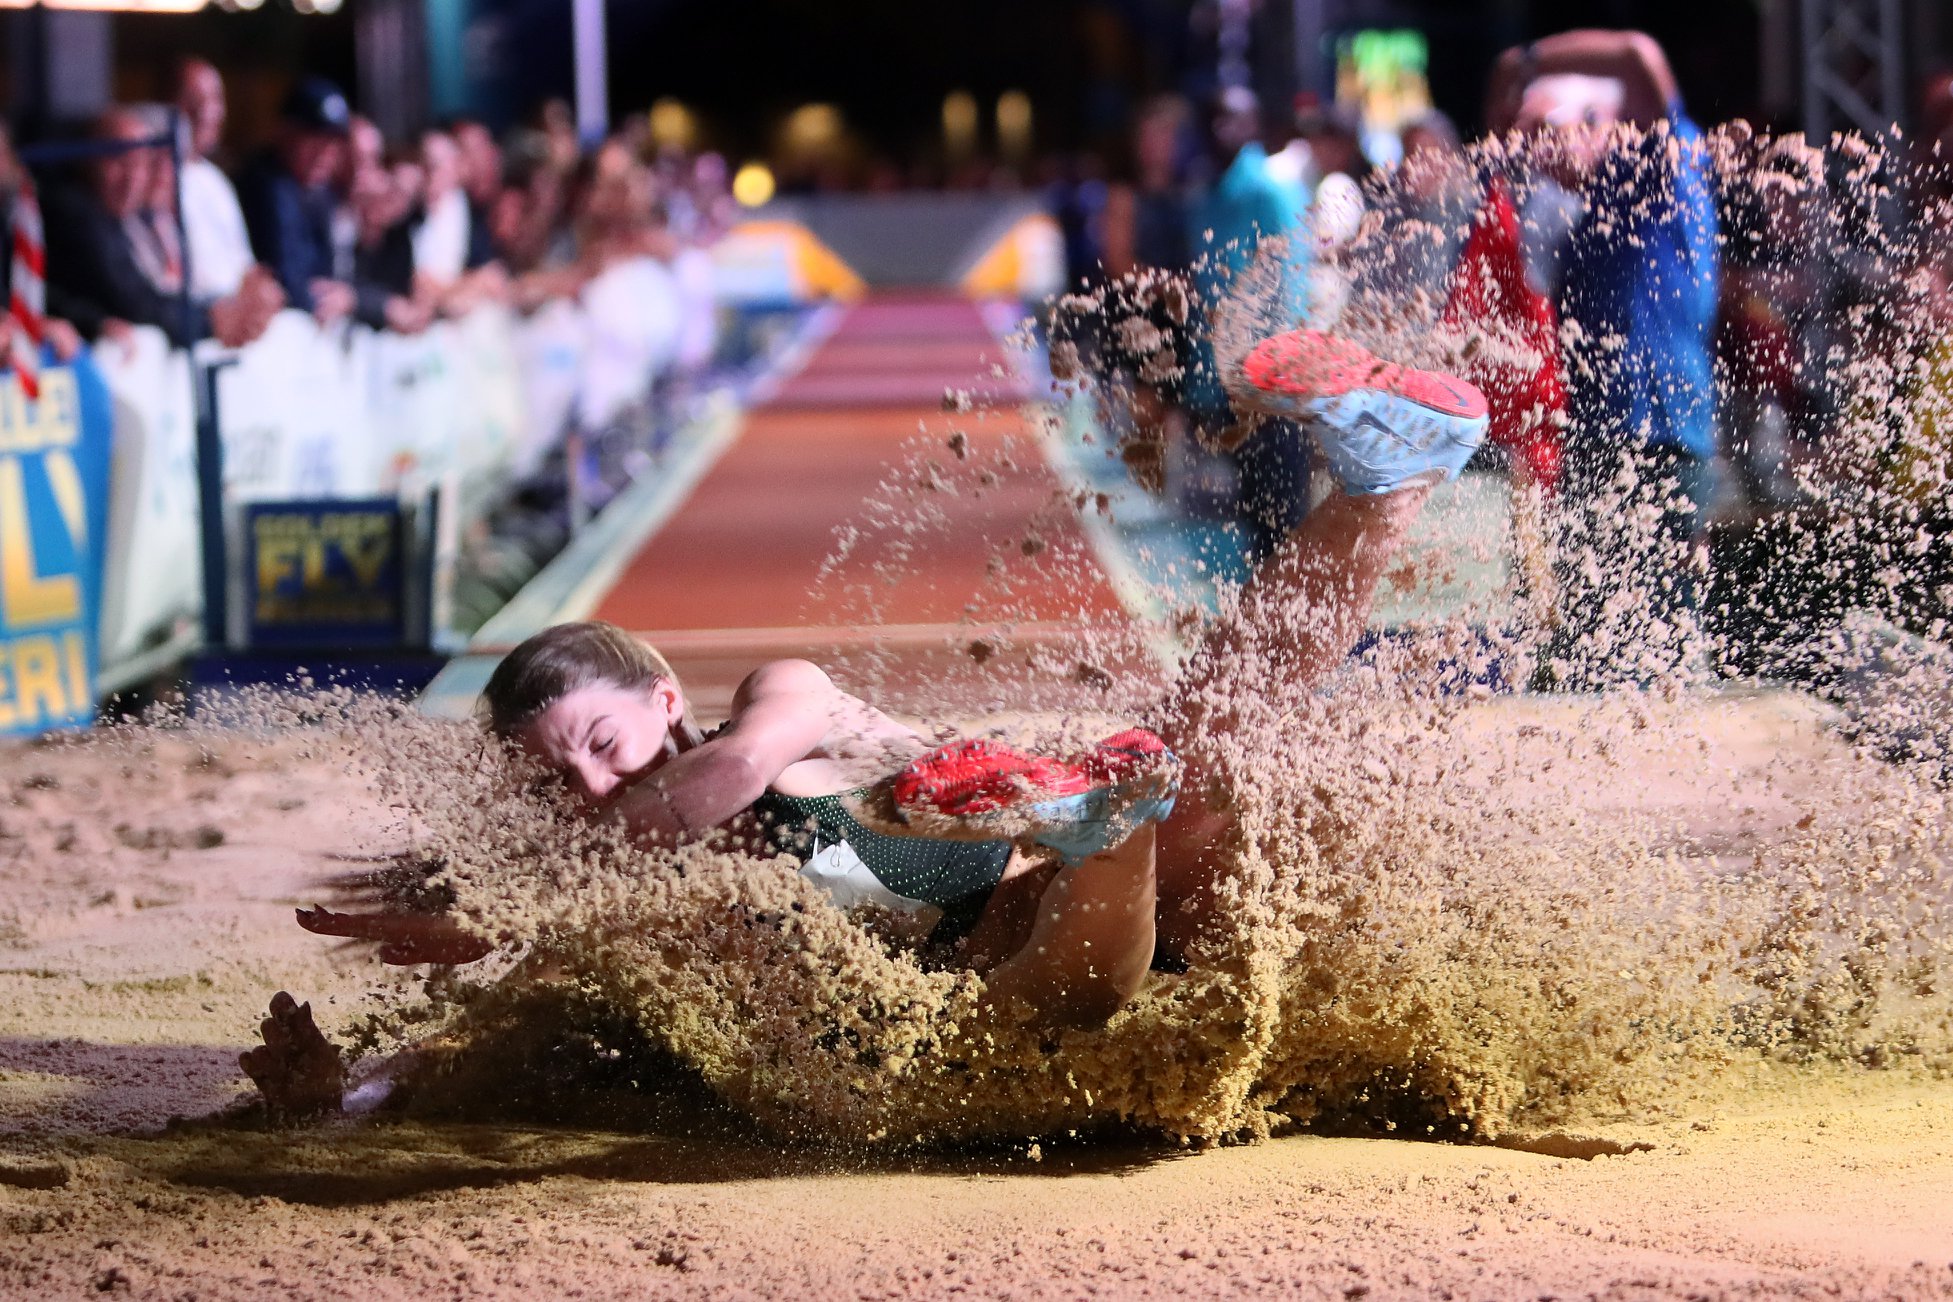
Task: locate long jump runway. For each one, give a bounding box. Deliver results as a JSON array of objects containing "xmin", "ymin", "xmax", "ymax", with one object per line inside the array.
[{"xmin": 522, "ymin": 293, "xmax": 1125, "ymax": 716}]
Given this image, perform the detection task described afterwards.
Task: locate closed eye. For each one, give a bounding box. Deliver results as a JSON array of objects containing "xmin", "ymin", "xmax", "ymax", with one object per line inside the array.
[{"xmin": 592, "ymin": 736, "xmax": 613, "ymax": 755}]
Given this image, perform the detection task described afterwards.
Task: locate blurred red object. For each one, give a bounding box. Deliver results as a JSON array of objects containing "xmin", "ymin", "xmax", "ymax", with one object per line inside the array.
[
  {"xmin": 1442, "ymin": 176, "xmax": 1564, "ymax": 491},
  {"xmin": 893, "ymin": 728, "xmax": 1171, "ymax": 818},
  {"xmin": 8, "ymin": 180, "xmax": 45, "ymax": 401}
]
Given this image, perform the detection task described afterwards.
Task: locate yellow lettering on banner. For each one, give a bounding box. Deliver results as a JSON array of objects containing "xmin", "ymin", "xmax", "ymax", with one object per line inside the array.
[
  {"xmin": 0, "ymin": 370, "xmax": 80, "ymax": 455},
  {"xmin": 253, "ymin": 511, "xmax": 396, "ymax": 623},
  {"xmin": 43, "ymin": 447, "xmax": 88, "ymax": 549},
  {"xmin": 255, "ymin": 535, "xmax": 311, "ymax": 601},
  {"xmin": 0, "ymin": 458, "xmax": 82, "ymax": 628},
  {"xmin": 0, "ymin": 642, "xmax": 15, "ymax": 729},
  {"xmin": 65, "ymin": 629, "xmax": 90, "ymax": 709},
  {"xmin": 341, "ymin": 523, "xmax": 393, "ymax": 589},
  {"xmin": 13, "ymin": 635, "xmax": 67, "ymax": 724},
  {"xmin": 0, "ymin": 632, "xmax": 87, "ymax": 730}
]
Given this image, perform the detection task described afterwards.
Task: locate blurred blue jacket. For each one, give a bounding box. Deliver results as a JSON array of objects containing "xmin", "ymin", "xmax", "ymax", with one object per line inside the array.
[
  {"xmin": 1183, "ymin": 142, "xmax": 1311, "ymax": 416},
  {"xmin": 1559, "ymin": 104, "xmax": 1720, "ymax": 460},
  {"xmin": 237, "ymin": 150, "xmax": 336, "ymax": 316}
]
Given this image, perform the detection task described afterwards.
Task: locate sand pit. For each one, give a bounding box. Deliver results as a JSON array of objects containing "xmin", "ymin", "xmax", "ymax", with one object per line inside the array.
[{"xmin": 3, "ymin": 694, "xmax": 1950, "ymax": 1300}]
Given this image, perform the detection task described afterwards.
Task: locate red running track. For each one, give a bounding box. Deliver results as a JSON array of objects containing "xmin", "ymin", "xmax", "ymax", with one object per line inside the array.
[{"xmin": 589, "ymin": 294, "xmax": 1126, "ymax": 714}]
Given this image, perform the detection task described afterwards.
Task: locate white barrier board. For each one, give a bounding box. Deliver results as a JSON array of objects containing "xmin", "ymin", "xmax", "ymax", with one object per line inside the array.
[{"xmin": 89, "ymin": 284, "xmax": 707, "ymax": 681}]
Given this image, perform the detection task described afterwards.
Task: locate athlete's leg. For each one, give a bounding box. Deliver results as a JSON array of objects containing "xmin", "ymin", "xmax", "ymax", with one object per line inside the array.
[
  {"xmin": 955, "ymin": 858, "xmax": 1058, "ymax": 973},
  {"xmin": 1148, "ymin": 330, "xmax": 1488, "ymax": 948},
  {"xmin": 1150, "ymin": 483, "xmax": 1434, "ymax": 948},
  {"xmin": 979, "ymin": 824, "xmax": 1157, "ymax": 1028},
  {"xmin": 1179, "ymin": 326, "xmax": 1487, "ymax": 697},
  {"xmin": 1183, "ymin": 481, "xmax": 1434, "ymax": 698}
]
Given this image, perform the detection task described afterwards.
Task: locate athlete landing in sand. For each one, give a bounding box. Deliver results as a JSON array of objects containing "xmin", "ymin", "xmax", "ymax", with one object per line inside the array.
[{"xmin": 243, "ymin": 328, "xmax": 1489, "ymax": 1117}]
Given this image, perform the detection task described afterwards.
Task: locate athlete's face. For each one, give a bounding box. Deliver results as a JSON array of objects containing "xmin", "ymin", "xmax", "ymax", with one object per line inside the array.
[{"xmin": 520, "ymin": 681, "xmax": 680, "ymax": 806}]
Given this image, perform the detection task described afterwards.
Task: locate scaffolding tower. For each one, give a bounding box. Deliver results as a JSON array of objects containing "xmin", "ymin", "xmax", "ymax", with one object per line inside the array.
[{"xmin": 1801, "ymin": 0, "xmax": 1908, "ymax": 141}]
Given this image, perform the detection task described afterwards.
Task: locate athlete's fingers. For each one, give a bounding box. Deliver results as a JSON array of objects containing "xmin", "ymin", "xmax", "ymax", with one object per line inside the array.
[
  {"xmin": 238, "ymin": 1044, "xmax": 275, "ymax": 1086},
  {"xmin": 296, "ymin": 906, "xmax": 368, "ymax": 937}
]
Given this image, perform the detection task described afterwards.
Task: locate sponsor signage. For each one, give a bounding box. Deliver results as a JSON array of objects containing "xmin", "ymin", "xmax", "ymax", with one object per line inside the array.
[
  {"xmin": 0, "ymin": 358, "xmax": 113, "ymax": 735},
  {"xmin": 244, "ymin": 499, "xmax": 407, "ymax": 648}
]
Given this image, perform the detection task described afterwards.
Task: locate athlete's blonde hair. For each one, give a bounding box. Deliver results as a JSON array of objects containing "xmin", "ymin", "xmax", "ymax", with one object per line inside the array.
[{"xmin": 480, "ymin": 620, "xmax": 705, "ymax": 747}]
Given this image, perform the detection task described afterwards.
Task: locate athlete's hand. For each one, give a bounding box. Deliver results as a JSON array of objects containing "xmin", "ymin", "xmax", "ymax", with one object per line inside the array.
[
  {"xmin": 296, "ymin": 906, "xmax": 496, "ymax": 966},
  {"xmin": 303, "ymin": 849, "xmax": 471, "ymax": 943},
  {"xmin": 238, "ymin": 990, "xmax": 345, "ymax": 1123}
]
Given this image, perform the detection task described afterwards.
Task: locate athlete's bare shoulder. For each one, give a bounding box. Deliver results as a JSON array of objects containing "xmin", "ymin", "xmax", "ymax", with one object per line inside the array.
[
  {"xmin": 730, "ymin": 658, "xmax": 839, "ymax": 709},
  {"xmin": 729, "ymin": 660, "xmax": 924, "ymax": 794}
]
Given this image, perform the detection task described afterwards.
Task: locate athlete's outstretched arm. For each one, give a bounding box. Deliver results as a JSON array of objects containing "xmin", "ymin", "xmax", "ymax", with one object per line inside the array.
[
  {"xmin": 298, "ymin": 662, "xmax": 853, "ymax": 964},
  {"xmin": 607, "ymin": 659, "xmax": 845, "ymax": 844}
]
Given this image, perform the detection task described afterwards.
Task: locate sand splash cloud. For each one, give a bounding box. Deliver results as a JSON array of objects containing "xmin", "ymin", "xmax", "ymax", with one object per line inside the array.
[{"xmin": 15, "ymin": 125, "xmax": 1953, "ymax": 1155}]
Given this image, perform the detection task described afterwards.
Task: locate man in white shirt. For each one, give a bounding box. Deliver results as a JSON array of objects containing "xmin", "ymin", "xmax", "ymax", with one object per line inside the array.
[
  {"xmin": 413, "ymin": 127, "xmax": 506, "ymax": 315},
  {"xmin": 175, "ymin": 59, "xmax": 259, "ymax": 304},
  {"xmin": 411, "ymin": 129, "xmax": 470, "ymax": 286}
]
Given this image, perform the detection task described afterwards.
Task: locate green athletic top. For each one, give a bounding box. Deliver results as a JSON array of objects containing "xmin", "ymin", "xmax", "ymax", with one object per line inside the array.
[{"xmin": 748, "ymin": 787, "xmax": 1012, "ymax": 916}]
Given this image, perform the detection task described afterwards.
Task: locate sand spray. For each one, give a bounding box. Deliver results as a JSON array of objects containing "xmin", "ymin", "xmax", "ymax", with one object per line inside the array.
[{"xmin": 25, "ymin": 124, "xmax": 1953, "ymax": 1147}]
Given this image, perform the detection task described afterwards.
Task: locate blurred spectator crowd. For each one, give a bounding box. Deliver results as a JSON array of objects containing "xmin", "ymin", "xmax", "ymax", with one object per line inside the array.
[
  {"xmin": 8, "ymin": 32, "xmax": 1953, "ymax": 670},
  {"xmin": 0, "ymin": 62, "xmax": 737, "ymax": 367}
]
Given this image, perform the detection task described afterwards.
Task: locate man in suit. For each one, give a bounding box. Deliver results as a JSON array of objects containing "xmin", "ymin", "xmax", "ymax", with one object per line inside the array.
[
  {"xmin": 237, "ymin": 78, "xmax": 359, "ymax": 325},
  {"xmin": 43, "ymin": 107, "xmax": 278, "ymax": 349}
]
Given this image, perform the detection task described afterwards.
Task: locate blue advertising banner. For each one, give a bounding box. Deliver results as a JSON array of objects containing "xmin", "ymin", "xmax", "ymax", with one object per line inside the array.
[
  {"xmin": 0, "ymin": 352, "xmax": 114, "ymax": 737},
  {"xmin": 245, "ymin": 499, "xmax": 408, "ymax": 648}
]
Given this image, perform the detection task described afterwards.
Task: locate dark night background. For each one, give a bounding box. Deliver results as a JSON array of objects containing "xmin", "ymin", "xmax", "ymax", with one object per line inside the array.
[{"xmin": 11, "ymin": 0, "xmax": 1938, "ymax": 167}]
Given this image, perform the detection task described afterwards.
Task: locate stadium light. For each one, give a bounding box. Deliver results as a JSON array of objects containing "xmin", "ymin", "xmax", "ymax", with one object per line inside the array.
[
  {"xmin": 781, "ymin": 103, "xmax": 842, "ymax": 157},
  {"xmin": 996, "ymin": 89, "xmax": 1032, "ymax": 158},
  {"xmin": 942, "ymin": 90, "xmax": 977, "ymax": 158},
  {"xmin": 648, "ymin": 98, "xmax": 697, "ymax": 151},
  {"xmin": 0, "ymin": 0, "xmax": 208, "ymax": 10},
  {"xmin": 731, "ymin": 162, "xmax": 775, "ymax": 207}
]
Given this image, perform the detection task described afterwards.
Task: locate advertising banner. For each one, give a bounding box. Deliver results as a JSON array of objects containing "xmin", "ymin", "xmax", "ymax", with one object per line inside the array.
[
  {"xmin": 365, "ymin": 322, "xmax": 459, "ymax": 494},
  {"xmin": 449, "ymin": 303, "xmax": 525, "ymax": 506},
  {"xmin": 711, "ymin": 220, "xmax": 864, "ymax": 308},
  {"xmin": 958, "ymin": 212, "xmax": 1066, "ymax": 301},
  {"xmin": 513, "ymin": 299, "xmax": 587, "ymax": 480},
  {"xmin": 244, "ymin": 498, "xmax": 409, "ymax": 649},
  {"xmin": 95, "ymin": 329, "xmax": 199, "ymax": 668},
  {"xmin": 578, "ymin": 256, "xmax": 682, "ymax": 430},
  {"xmin": 216, "ymin": 311, "xmax": 369, "ymax": 503},
  {"xmin": 0, "ymin": 354, "xmax": 114, "ymax": 735}
]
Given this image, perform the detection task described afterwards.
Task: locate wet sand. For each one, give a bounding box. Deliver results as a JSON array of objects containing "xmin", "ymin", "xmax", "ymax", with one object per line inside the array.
[{"xmin": 3, "ymin": 693, "xmax": 1950, "ymax": 1300}]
